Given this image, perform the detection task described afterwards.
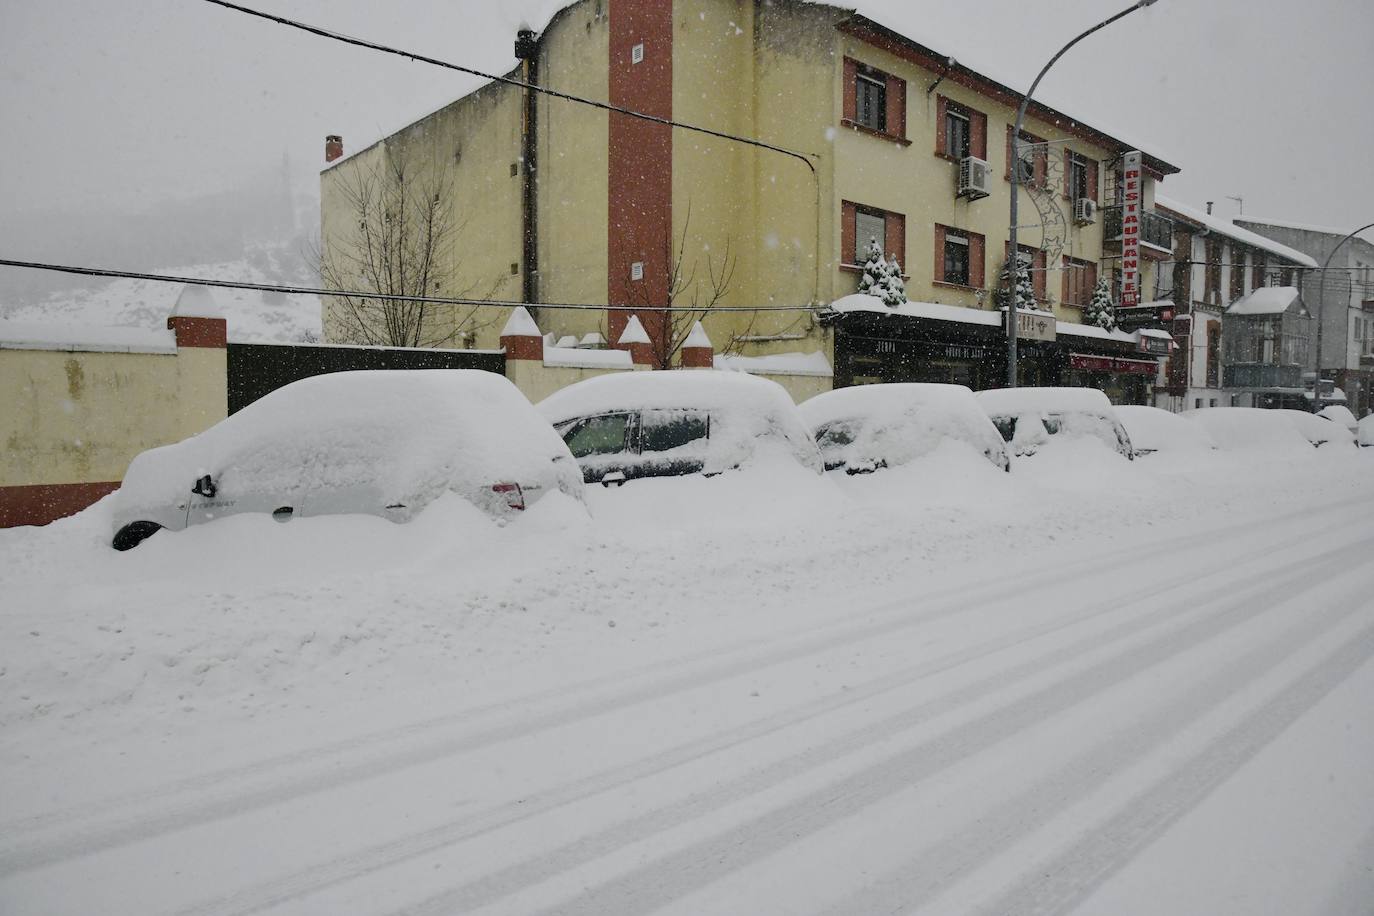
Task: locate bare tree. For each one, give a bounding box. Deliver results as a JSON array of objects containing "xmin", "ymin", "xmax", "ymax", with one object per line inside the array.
[
  {"xmin": 618, "ymin": 206, "xmax": 738, "ymax": 369},
  {"xmin": 317, "ymin": 153, "xmax": 496, "ymax": 348}
]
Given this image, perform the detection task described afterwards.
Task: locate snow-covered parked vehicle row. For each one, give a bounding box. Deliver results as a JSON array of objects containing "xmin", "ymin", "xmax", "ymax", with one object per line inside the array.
[
  {"xmin": 110, "ymin": 370, "xmax": 584, "ymax": 550},
  {"xmin": 1115, "ymin": 405, "xmax": 1217, "ymax": 457},
  {"xmin": 800, "ymin": 383, "xmax": 1010, "ymax": 474},
  {"xmin": 975, "ymin": 387, "xmax": 1134, "ymax": 459},
  {"xmin": 538, "ymin": 370, "xmax": 823, "ymax": 486},
  {"xmin": 1184, "ymin": 406, "xmax": 1355, "ymax": 452}
]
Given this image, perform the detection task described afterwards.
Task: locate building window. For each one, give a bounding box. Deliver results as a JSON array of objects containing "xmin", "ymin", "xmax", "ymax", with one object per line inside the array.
[
  {"xmin": 944, "ymin": 230, "xmax": 970, "ymax": 286},
  {"xmin": 843, "ymin": 59, "xmax": 906, "ymax": 141},
  {"xmin": 855, "ymin": 72, "xmax": 886, "ymax": 132},
  {"xmin": 1062, "ymin": 255, "xmax": 1097, "ymax": 307},
  {"xmin": 855, "ymin": 210, "xmax": 885, "ymax": 262},
  {"xmin": 1006, "ymin": 243, "xmax": 1048, "ymax": 301},
  {"xmin": 842, "ymin": 201, "xmax": 906, "ymax": 270},
  {"xmin": 1230, "ymin": 246, "xmax": 1247, "ymax": 302},
  {"xmin": 1205, "ymin": 238, "xmax": 1222, "ymax": 304},
  {"xmin": 1006, "ymin": 126, "xmax": 1046, "ymax": 186},
  {"xmin": 936, "ymin": 97, "xmax": 987, "ymax": 161},
  {"xmin": 935, "ymin": 224, "xmax": 985, "ymax": 288},
  {"xmin": 1066, "ymin": 152, "xmax": 1097, "ymax": 202},
  {"xmin": 946, "ymin": 110, "xmax": 970, "ymax": 159}
]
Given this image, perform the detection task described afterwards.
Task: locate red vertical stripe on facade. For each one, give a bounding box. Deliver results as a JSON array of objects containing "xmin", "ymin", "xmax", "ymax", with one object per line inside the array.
[{"xmin": 608, "ymin": 0, "xmax": 673, "ymax": 357}]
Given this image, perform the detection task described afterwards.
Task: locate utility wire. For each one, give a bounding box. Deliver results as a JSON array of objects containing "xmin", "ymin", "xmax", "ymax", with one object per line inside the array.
[
  {"xmin": 200, "ymin": 0, "xmax": 818, "ymax": 174},
  {"xmin": 0, "ymin": 257, "xmax": 823, "ymax": 313}
]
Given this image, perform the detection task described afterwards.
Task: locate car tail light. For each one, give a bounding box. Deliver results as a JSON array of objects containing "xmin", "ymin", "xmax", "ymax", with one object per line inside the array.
[{"xmin": 491, "ymin": 482, "xmax": 525, "ymax": 511}]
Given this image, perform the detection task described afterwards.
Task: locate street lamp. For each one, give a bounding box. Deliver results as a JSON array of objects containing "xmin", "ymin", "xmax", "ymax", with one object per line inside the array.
[
  {"xmin": 1007, "ymin": 0, "xmax": 1160, "ymax": 388},
  {"xmin": 1311, "ymin": 221, "xmax": 1374, "ymax": 411}
]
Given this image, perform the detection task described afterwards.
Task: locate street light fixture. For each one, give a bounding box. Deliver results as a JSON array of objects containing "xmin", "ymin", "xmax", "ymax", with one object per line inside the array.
[
  {"xmin": 1311, "ymin": 221, "xmax": 1374, "ymax": 410},
  {"xmin": 1007, "ymin": 0, "xmax": 1160, "ymax": 388}
]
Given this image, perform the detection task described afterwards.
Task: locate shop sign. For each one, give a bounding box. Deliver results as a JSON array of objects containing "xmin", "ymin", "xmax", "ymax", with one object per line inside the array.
[
  {"xmin": 1138, "ymin": 335, "xmax": 1171, "ymax": 356},
  {"xmin": 1013, "ymin": 309, "xmax": 1056, "ymax": 342},
  {"xmin": 1120, "ymin": 150, "xmax": 1143, "ymax": 309},
  {"xmin": 933, "ymin": 343, "xmax": 988, "ymax": 361}
]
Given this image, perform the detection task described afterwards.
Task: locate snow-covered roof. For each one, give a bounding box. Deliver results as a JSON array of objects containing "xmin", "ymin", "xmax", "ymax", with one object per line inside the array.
[
  {"xmin": 542, "ymin": 345, "xmax": 634, "ymax": 370},
  {"xmin": 1226, "ymin": 286, "xmax": 1302, "ymax": 316},
  {"xmin": 617, "ymin": 315, "xmax": 652, "ymax": 345},
  {"xmin": 578, "ymin": 331, "xmax": 606, "ymax": 348},
  {"xmin": 1234, "ymin": 217, "xmax": 1350, "ymax": 238},
  {"xmin": 1056, "ymin": 321, "xmax": 1136, "ymax": 344},
  {"xmin": 715, "ymin": 351, "xmax": 833, "ymax": 377},
  {"xmin": 500, "ymin": 306, "xmax": 541, "ymax": 338},
  {"xmin": 0, "ymin": 320, "xmax": 177, "ymax": 354},
  {"xmin": 683, "ymin": 321, "xmax": 713, "ymax": 350},
  {"xmin": 555, "ymin": 335, "xmax": 579, "ymax": 348},
  {"xmin": 1137, "ymin": 328, "xmax": 1173, "ymax": 340},
  {"xmin": 171, "ymin": 284, "xmax": 225, "ymax": 319},
  {"xmin": 1154, "ymin": 197, "xmax": 1318, "ymax": 268},
  {"xmin": 829, "ymin": 293, "xmax": 1001, "ymax": 327}
]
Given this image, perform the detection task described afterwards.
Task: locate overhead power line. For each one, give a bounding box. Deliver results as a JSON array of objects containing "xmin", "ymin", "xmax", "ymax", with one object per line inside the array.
[
  {"xmin": 0, "ymin": 257, "xmax": 822, "ymax": 313},
  {"xmin": 200, "ymin": 0, "xmax": 818, "ymax": 174}
]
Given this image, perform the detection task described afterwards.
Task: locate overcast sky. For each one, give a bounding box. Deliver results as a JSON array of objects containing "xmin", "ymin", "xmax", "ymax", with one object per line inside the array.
[{"xmin": 1, "ymin": 0, "xmax": 1371, "ymax": 282}]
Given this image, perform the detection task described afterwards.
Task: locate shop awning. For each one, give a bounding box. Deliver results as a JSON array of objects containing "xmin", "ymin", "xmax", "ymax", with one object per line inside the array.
[{"xmin": 1068, "ymin": 352, "xmax": 1160, "ymax": 375}]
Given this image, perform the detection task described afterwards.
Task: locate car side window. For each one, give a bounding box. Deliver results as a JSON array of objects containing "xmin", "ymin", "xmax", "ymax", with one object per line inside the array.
[
  {"xmin": 1042, "ymin": 414, "xmax": 1062, "ymax": 435},
  {"xmin": 561, "ymin": 413, "xmax": 633, "ymax": 458},
  {"xmin": 991, "ymin": 416, "xmax": 1017, "ymax": 442},
  {"xmin": 640, "ymin": 410, "xmax": 707, "ymax": 453}
]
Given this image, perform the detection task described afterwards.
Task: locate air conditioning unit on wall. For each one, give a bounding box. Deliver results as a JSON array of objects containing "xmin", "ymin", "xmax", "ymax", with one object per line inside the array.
[
  {"xmin": 1074, "ymin": 197, "xmax": 1097, "ymax": 225},
  {"xmin": 958, "ymin": 156, "xmax": 991, "ymax": 200}
]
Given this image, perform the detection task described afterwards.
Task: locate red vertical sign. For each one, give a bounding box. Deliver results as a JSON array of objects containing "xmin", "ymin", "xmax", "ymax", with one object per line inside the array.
[{"xmin": 1120, "ymin": 150, "xmax": 1142, "ymax": 309}]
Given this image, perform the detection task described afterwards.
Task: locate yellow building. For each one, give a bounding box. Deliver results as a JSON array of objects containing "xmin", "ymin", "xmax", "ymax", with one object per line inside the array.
[{"xmin": 321, "ymin": 0, "xmax": 1180, "ymax": 401}]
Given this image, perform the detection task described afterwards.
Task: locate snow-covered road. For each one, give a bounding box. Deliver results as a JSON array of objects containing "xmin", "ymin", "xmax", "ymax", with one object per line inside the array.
[{"xmin": 2, "ymin": 447, "xmax": 1372, "ymax": 915}]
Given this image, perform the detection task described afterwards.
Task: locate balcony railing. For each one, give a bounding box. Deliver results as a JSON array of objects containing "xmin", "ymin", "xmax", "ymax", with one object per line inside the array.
[{"xmin": 1104, "ymin": 206, "xmax": 1173, "ymax": 252}]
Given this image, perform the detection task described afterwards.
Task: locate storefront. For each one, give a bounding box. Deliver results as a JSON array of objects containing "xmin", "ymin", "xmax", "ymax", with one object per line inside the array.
[{"xmin": 827, "ymin": 298, "xmax": 1168, "ymax": 404}]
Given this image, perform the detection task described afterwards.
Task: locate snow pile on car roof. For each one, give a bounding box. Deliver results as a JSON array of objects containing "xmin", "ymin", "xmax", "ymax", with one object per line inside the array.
[
  {"xmin": 1318, "ymin": 404, "xmax": 1358, "ymax": 433},
  {"xmin": 800, "ymin": 383, "xmax": 1007, "ymax": 471},
  {"xmin": 974, "ymin": 386, "xmax": 1115, "ymax": 416},
  {"xmin": 537, "ymin": 370, "xmax": 822, "ymax": 473},
  {"xmin": 114, "ymin": 370, "xmax": 580, "ymax": 524},
  {"xmin": 1115, "ymin": 405, "xmax": 1216, "ymax": 455},
  {"xmin": 1182, "ymin": 408, "xmax": 1318, "ymax": 454}
]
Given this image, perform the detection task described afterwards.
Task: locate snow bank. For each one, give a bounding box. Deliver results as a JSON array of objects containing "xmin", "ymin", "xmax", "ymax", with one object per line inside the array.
[
  {"xmin": 0, "ymin": 320, "xmax": 176, "ymax": 354},
  {"xmin": 1182, "ymin": 408, "xmax": 1315, "ymax": 454},
  {"xmin": 1360, "ymin": 414, "xmax": 1374, "ymax": 447},
  {"xmin": 1116, "ymin": 406, "xmax": 1216, "ymax": 456},
  {"xmin": 715, "ymin": 351, "xmax": 833, "ymax": 377},
  {"xmin": 112, "ymin": 370, "xmax": 583, "ymax": 537},
  {"xmin": 537, "ymin": 370, "xmax": 822, "ymax": 474},
  {"xmin": 800, "ymin": 383, "xmax": 1008, "ymax": 472},
  {"xmin": 542, "ymin": 346, "xmax": 633, "ymax": 369}
]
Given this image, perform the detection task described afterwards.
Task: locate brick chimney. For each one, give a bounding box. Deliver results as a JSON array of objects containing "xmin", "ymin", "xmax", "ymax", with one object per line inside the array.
[{"xmin": 325, "ymin": 135, "xmax": 343, "ymax": 164}]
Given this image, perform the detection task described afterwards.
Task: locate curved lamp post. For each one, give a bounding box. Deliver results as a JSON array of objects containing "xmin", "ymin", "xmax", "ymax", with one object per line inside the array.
[
  {"xmin": 1007, "ymin": 0, "xmax": 1159, "ymax": 388},
  {"xmin": 1311, "ymin": 221, "xmax": 1374, "ymax": 410}
]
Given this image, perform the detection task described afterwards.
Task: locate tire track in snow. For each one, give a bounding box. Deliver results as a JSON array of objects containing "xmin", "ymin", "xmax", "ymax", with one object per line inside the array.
[
  {"xmin": 172, "ymin": 515, "xmax": 1351, "ymax": 916},
  {"xmin": 394, "ymin": 533, "xmax": 1374, "ymax": 916},
  {"xmin": 976, "ymin": 615, "xmax": 1374, "ymax": 916},
  {"xmin": 819, "ymin": 571, "xmax": 1374, "ymax": 915},
  {"xmin": 8, "ymin": 496, "xmax": 1361, "ymax": 879}
]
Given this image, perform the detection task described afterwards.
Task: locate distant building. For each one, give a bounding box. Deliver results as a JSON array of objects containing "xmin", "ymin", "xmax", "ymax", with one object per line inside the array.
[
  {"xmin": 320, "ymin": 0, "xmax": 1180, "ymax": 401},
  {"xmin": 1234, "ymin": 218, "xmax": 1374, "ymax": 416},
  {"xmin": 1152, "ymin": 198, "xmax": 1316, "ymax": 411}
]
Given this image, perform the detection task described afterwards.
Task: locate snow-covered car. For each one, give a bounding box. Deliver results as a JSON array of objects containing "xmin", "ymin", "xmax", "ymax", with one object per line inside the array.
[
  {"xmin": 799, "ymin": 383, "xmax": 1010, "ymax": 474},
  {"xmin": 1181, "ymin": 407, "xmax": 1348, "ymax": 453},
  {"xmin": 1115, "ymin": 405, "xmax": 1216, "ymax": 457},
  {"xmin": 1271, "ymin": 408, "xmax": 1356, "ymax": 448},
  {"xmin": 537, "ymin": 370, "xmax": 822, "ymax": 486},
  {"xmin": 1317, "ymin": 404, "xmax": 1359, "ymax": 438},
  {"xmin": 1360, "ymin": 413, "xmax": 1374, "ymax": 448},
  {"xmin": 110, "ymin": 370, "xmax": 583, "ymax": 550},
  {"xmin": 974, "ymin": 387, "xmax": 1133, "ymax": 459}
]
